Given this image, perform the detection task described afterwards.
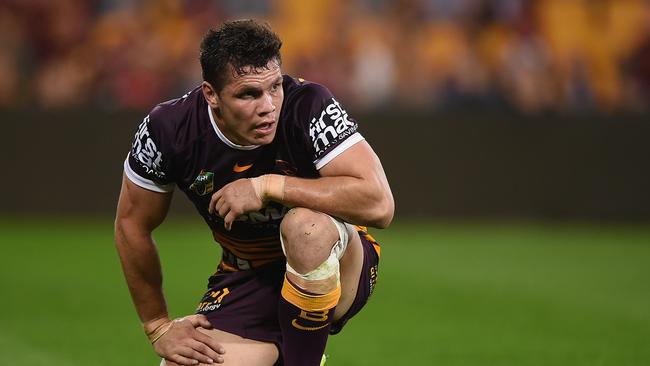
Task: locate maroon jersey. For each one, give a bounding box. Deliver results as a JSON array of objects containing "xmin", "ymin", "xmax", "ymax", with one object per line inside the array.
[{"xmin": 124, "ymin": 75, "xmax": 364, "ymax": 271}]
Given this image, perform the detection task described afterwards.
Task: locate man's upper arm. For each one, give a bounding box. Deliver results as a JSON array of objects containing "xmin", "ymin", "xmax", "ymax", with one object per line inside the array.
[
  {"xmin": 288, "ymin": 79, "xmax": 394, "ymax": 227},
  {"xmin": 317, "ymin": 139, "xmax": 394, "ymax": 228},
  {"xmin": 294, "ymin": 81, "xmax": 387, "ymax": 188},
  {"xmin": 318, "ymin": 140, "xmax": 378, "ymax": 178},
  {"xmin": 318, "ymin": 138, "xmax": 393, "ymax": 202},
  {"xmin": 116, "ymin": 174, "xmax": 173, "ymax": 233},
  {"xmin": 118, "ymin": 111, "xmax": 176, "ymax": 231}
]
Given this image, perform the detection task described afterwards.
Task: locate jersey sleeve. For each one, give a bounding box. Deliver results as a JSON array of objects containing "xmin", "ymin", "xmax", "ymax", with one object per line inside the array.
[
  {"xmin": 124, "ymin": 113, "xmax": 175, "ymax": 193},
  {"xmin": 297, "ymin": 84, "xmax": 365, "ymax": 170}
]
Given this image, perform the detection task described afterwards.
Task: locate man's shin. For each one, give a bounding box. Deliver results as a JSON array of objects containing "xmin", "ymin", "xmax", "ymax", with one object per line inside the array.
[{"xmin": 278, "ymin": 253, "xmax": 341, "ymax": 366}]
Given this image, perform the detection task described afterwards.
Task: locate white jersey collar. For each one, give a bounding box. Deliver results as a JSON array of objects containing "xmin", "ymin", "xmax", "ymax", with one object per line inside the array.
[{"xmin": 207, "ymin": 105, "xmax": 260, "ymax": 150}]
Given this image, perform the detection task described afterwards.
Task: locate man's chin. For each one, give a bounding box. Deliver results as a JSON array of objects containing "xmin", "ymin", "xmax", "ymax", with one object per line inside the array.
[{"xmin": 251, "ymin": 131, "xmax": 277, "ymax": 145}]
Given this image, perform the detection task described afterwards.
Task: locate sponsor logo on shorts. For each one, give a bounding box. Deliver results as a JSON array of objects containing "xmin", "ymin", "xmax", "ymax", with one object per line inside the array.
[
  {"xmin": 291, "ymin": 310, "xmax": 330, "ymax": 331},
  {"xmin": 196, "ymin": 287, "xmax": 230, "ymax": 313},
  {"xmin": 190, "ymin": 170, "xmax": 214, "ymax": 196},
  {"xmin": 369, "ymin": 265, "xmax": 378, "ymax": 297},
  {"xmin": 309, "ymin": 98, "xmax": 357, "ymax": 158},
  {"xmin": 131, "ymin": 115, "xmax": 166, "ymax": 179}
]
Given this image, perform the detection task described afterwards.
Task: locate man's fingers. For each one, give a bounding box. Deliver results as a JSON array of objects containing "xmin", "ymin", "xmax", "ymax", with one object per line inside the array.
[
  {"xmin": 155, "ymin": 317, "xmax": 227, "ymax": 366},
  {"xmin": 169, "ymin": 352, "xmax": 200, "ymax": 366},
  {"xmin": 181, "ymin": 315, "xmax": 199, "ymax": 327},
  {"xmin": 186, "ymin": 348, "xmax": 218, "ymax": 365},
  {"xmin": 188, "ymin": 339, "xmax": 223, "ymax": 363},
  {"xmin": 208, "ymin": 190, "xmax": 222, "ymax": 214},
  {"xmin": 194, "ymin": 314, "xmax": 214, "ymax": 329},
  {"xmin": 223, "ymin": 211, "xmax": 239, "ymax": 231},
  {"xmin": 183, "ymin": 314, "xmax": 213, "ymax": 330},
  {"xmin": 217, "ymin": 200, "xmax": 229, "ymax": 218},
  {"xmin": 214, "ymin": 198, "xmax": 225, "ymax": 216},
  {"xmin": 194, "ymin": 331, "xmax": 226, "ymax": 355},
  {"xmin": 170, "ymin": 343, "xmax": 222, "ymax": 365}
]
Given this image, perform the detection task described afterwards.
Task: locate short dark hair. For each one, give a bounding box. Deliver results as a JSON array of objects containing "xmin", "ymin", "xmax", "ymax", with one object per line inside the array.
[{"xmin": 200, "ymin": 19, "xmax": 282, "ymax": 92}]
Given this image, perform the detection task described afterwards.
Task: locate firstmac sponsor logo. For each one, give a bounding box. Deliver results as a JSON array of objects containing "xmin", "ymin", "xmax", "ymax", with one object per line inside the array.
[
  {"xmin": 131, "ymin": 115, "xmax": 166, "ymax": 179},
  {"xmin": 309, "ymin": 98, "xmax": 357, "ymax": 157}
]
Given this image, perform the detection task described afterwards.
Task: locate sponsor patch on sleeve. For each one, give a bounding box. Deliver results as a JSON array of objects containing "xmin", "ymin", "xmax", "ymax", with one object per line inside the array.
[
  {"xmin": 309, "ymin": 98, "xmax": 358, "ymax": 161},
  {"xmin": 129, "ymin": 115, "xmax": 167, "ymax": 181}
]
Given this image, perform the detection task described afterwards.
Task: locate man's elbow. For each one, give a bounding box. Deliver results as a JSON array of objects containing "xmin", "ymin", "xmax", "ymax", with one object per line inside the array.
[
  {"xmin": 114, "ymin": 217, "xmax": 130, "ymax": 249},
  {"xmin": 114, "ymin": 216, "xmax": 149, "ymax": 249},
  {"xmin": 368, "ymin": 193, "xmax": 395, "ymax": 229}
]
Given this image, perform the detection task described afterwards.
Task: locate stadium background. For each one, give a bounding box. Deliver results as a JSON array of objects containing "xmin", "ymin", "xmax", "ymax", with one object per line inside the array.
[{"xmin": 1, "ymin": 0, "xmax": 649, "ymax": 365}]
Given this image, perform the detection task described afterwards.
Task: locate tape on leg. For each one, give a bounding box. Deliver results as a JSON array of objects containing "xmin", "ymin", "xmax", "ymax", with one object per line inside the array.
[
  {"xmin": 281, "ymin": 275, "xmax": 342, "ymax": 311},
  {"xmin": 286, "ymin": 250, "xmax": 340, "ymax": 281},
  {"xmin": 281, "ymin": 215, "xmax": 351, "ymax": 281},
  {"xmin": 328, "ymin": 216, "xmax": 350, "ymax": 261}
]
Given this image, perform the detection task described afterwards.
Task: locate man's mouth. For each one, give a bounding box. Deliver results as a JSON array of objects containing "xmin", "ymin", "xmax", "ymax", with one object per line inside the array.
[{"xmin": 254, "ymin": 121, "xmax": 275, "ymax": 135}]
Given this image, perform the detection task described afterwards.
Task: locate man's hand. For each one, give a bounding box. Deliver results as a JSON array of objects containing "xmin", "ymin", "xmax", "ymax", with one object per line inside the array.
[
  {"xmin": 208, "ymin": 178, "xmax": 264, "ymax": 231},
  {"xmin": 148, "ymin": 315, "xmax": 226, "ymax": 365}
]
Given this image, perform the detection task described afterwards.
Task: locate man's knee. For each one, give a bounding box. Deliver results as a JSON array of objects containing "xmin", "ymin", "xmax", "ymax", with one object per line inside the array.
[{"xmin": 280, "ymin": 207, "xmax": 339, "ymax": 274}]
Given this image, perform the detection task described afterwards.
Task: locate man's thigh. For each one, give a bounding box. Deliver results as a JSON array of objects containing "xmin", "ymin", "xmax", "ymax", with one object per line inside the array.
[
  {"xmin": 197, "ymin": 260, "xmax": 285, "ymax": 346},
  {"xmin": 161, "ymin": 328, "xmax": 278, "ymax": 366},
  {"xmin": 334, "ymin": 224, "xmax": 364, "ymax": 321},
  {"xmin": 332, "ymin": 225, "xmax": 380, "ymax": 332}
]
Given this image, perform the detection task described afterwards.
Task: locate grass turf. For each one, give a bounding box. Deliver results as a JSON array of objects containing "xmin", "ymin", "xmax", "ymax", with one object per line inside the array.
[{"xmin": 0, "ymin": 217, "xmax": 648, "ymax": 365}]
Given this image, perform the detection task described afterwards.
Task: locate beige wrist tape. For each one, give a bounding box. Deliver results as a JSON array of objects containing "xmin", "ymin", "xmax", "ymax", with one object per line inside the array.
[
  {"xmin": 251, "ymin": 174, "xmax": 286, "ymax": 202},
  {"xmin": 144, "ymin": 319, "xmax": 173, "ymax": 344}
]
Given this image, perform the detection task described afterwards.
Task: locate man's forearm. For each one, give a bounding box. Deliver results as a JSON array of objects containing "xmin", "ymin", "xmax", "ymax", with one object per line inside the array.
[
  {"xmin": 262, "ymin": 174, "xmax": 393, "ymax": 228},
  {"xmin": 115, "ymin": 222, "xmax": 169, "ymax": 325}
]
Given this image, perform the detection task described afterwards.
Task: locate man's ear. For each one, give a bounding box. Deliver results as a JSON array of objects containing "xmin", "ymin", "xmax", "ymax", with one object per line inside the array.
[{"xmin": 202, "ymin": 81, "xmax": 219, "ymax": 109}]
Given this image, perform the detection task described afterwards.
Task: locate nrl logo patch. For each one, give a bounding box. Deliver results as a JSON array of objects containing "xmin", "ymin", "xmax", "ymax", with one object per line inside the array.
[{"xmin": 190, "ymin": 170, "xmax": 214, "ymax": 196}]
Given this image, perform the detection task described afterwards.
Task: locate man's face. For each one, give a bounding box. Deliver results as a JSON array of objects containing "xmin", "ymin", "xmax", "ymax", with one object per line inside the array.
[{"xmin": 205, "ymin": 60, "xmax": 284, "ymax": 146}]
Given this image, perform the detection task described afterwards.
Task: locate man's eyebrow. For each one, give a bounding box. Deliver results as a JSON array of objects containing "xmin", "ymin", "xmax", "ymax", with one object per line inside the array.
[
  {"xmin": 235, "ymin": 85, "xmax": 262, "ymax": 95},
  {"xmin": 234, "ymin": 74, "xmax": 283, "ymax": 94}
]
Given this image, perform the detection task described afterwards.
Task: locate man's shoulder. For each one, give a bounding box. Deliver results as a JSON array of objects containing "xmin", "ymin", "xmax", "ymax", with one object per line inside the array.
[
  {"xmin": 125, "ymin": 86, "xmax": 209, "ymax": 189},
  {"xmin": 278, "ymin": 75, "xmax": 360, "ymax": 168},
  {"xmin": 282, "ymin": 75, "xmax": 334, "ymax": 105},
  {"xmin": 148, "ymin": 86, "xmax": 204, "ymax": 127},
  {"xmin": 144, "ymin": 86, "xmax": 210, "ymax": 151},
  {"xmin": 281, "ymin": 75, "xmax": 338, "ymax": 129}
]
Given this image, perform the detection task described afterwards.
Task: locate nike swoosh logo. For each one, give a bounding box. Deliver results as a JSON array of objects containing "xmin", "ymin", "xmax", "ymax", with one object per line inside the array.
[
  {"xmin": 233, "ymin": 163, "xmax": 253, "ymax": 173},
  {"xmin": 291, "ymin": 319, "xmax": 330, "ymax": 331}
]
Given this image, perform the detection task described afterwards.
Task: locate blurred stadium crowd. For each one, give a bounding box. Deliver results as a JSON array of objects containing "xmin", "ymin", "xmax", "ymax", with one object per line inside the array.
[{"xmin": 1, "ymin": 0, "xmax": 649, "ymax": 113}]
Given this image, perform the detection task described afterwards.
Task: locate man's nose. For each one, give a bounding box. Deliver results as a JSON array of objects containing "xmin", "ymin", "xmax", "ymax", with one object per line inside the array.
[{"xmin": 259, "ymin": 92, "xmax": 276, "ymax": 115}]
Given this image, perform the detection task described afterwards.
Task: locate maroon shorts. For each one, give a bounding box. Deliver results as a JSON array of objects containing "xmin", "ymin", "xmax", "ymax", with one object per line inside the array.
[{"xmin": 195, "ymin": 230, "xmax": 380, "ymax": 352}]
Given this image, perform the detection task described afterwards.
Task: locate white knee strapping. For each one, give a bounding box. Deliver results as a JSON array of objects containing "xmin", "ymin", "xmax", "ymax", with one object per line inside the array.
[
  {"xmin": 290, "ymin": 250, "xmax": 340, "ymax": 281},
  {"xmin": 281, "ymin": 215, "xmax": 350, "ymax": 281}
]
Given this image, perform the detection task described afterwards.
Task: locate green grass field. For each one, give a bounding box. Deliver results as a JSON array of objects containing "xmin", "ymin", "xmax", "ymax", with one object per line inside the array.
[{"xmin": 1, "ymin": 216, "xmax": 649, "ymax": 365}]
